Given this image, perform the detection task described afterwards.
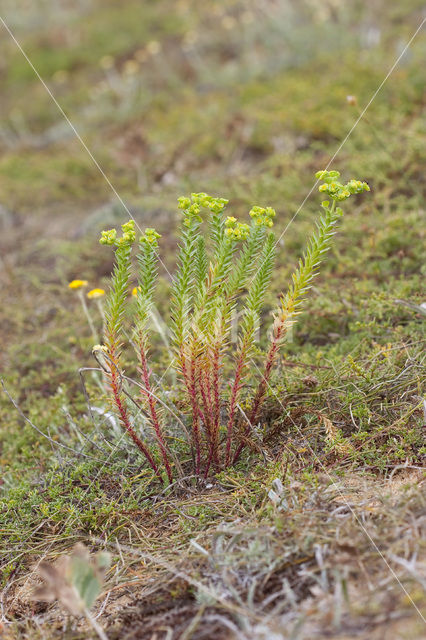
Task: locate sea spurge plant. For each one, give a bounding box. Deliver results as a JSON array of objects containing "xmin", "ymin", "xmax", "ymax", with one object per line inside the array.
[
  {"xmin": 95, "ymin": 172, "xmax": 369, "ymax": 483},
  {"xmin": 98, "ymin": 220, "xmax": 162, "ymax": 480},
  {"xmin": 134, "ymin": 227, "xmax": 173, "ymax": 482}
]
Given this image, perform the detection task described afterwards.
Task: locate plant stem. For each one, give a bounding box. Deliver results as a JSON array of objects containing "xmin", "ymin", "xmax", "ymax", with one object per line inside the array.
[
  {"xmin": 138, "ymin": 337, "xmax": 173, "ymax": 483},
  {"xmin": 234, "ymin": 200, "xmax": 342, "ymax": 463},
  {"xmin": 225, "ymin": 343, "xmax": 247, "ymax": 465},
  {"xmin": 189, "ymin": 351, "xmax": 202, "ymax": 474},
  {"xmin": 232, "ymin": 324, "xmax": 283, "ymax": 464},
  {"xmin": 108, "ymin": 358, "xmax": 162, "ymax": 482},
  {"xmin": 78, "ymin": 289, "xmax": 98, "ymax": 343}
]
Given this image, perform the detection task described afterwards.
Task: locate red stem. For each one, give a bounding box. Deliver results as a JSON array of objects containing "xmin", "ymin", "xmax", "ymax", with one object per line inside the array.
[
  {"xmin": 225, "ymin": 343, "xmax": 248, "ymax": 466},
  {"xmin": 198, "ymin": 365, "xmax": 216, "ymax": 459},
  {"xmin": 189, "ymin": 356, "xmax": 202, "ymax": 474},
  {"xmin": 109, "ymin": 366, "xmax": 162, "ymax": 482},
  {"xmin": 180, "ymin": 344, "xmax": 202, "ymax": 475},
  {"xmin": 138, "ymin": 340, "xmax": 173, "ymax": 483},
  {"xmin": 233, "ymin": 324, "xmax": 284, "ymax": 464},
  {"xmin": 209, "ymin": 342, "xmax": 222, "ymax": 470}
]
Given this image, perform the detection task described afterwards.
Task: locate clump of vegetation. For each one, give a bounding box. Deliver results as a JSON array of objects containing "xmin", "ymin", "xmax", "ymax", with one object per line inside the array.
[{"xmin": 95, "ymin": 171, "xmax": 369, "ymax": 483}]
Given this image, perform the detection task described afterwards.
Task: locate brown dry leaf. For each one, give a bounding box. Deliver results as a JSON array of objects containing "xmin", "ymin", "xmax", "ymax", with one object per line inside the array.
[
  {"xmin": 31, "ymin": 543, "xmax": 110, "ymax": 616},
  {"xmin": 32, "ymin": 554, "xmax": 82, "ymax": 616}
]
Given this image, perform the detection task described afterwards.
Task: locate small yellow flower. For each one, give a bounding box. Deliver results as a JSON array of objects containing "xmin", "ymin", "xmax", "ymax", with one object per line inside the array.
[
  {"xmin": 132, "ymin": 286, "xmax": 141, "ymax": 297},
  {"xmin": 87, "ymin": 288, "xmax": 105, "ymax": 299},
  {"xmin": 92, "ymin": 344, "xmax": 108, "ymax": 353},
  {"xmin": 69, "ymin": 279, "xmax": 88, "ymax": 290}
]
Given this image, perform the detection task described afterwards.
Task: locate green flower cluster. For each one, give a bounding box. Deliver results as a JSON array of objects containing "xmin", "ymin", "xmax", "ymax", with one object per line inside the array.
[
  {"xmin": 316, "ymin": 170, "xmax": 370, "ymax": 201},
  {"xmin": 177, "ymin": 196, "xmax": 192, "ymax": 210},
  {"xmin": 177, "ymin": 192, "xmax": 229, "ymax": 224},
  {"xmin": 224, "ymin": 216, "xmax": 250, "ymax": 240},
  {"xmin": 191, "ymin": 192, "xmax": 229, "ymax": 213},
  {"xmin": 346, "ymin": 179, "xmax": 371, "ymax": 194},
  {"xmin": 100, "ymin": 220, "xmax": 136, "ymax": 246},
  {"xmin": 249, "ymin": 205, "xmax": 276, "ymax": 227},
  {"xmin": 140, "ymin": 228, "xmax": 161, "ymax": 247},
  {"xmin": 99, "ymin": 229, "xmax": 117, "ymax": 245}
]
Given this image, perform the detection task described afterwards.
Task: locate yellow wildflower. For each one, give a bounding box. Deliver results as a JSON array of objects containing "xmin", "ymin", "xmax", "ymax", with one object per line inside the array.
[
  {"xmin": 87, "ymin": 288, "xmax": 105, "ymax": 299},
  {"xmin": 68, "ymin": 279, "xmax": 88, "ymax": 290},
  {"xmin": 132, "ymin": 286, "xmax": 141, "ymax": 297},
  {"xmin": 92, "ymin": 344, "xmax": 108, "ymax": 353}
]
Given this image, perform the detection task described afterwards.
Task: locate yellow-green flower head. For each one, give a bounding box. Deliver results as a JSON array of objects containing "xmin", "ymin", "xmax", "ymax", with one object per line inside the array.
[
  {"xmin": 145, "ymin": 227, "xmax": 161, "ymax": 238},
  {"xmin": 225, "ymin": 221, "xmax": 250, "ymax": 240},
  {"xmin": 190, "ymin": 192, "xmax": 229, "ymax": 213},
  {"xmin": 346, "ymin": 179, "xmax": 370, "ymax": 194},
  {"xmin": 177, "ymin": 196, "xmax": 191, "ymax": 210},
  {"xmin": 179, "ymin": 193, "xmax": 228, "ymax": 216},
  {"xmin": 209, "ymin": 197, "xmax": 228, "ymax": 213},
  {"xmin": 315, "ymin": 170, "xmax": 328, "ymax": 180},
  {"xmin": 178, "ymin": 200, "xmax": 203, "ymax": 225},
  {"xmin": 225, "ymin": 216, "xmax": 237, "ymax": 227},
  {"xmin": 199, "ymin": 195, "xmax": 212, "ymax": 208},
  {"xmin": 249, "ymin": 205, "xmax": 276, "ymax": 228},
  {"xmin": 87, "ymin": 288, "xmax": 105, "ymax": 299},
  {"xmin": 140, "ymin": 227, "xmax": 161, "ymax": 246},
  {"xmin": 188, "ymin": 202, "xmax": 201, "ymax": 217},
  {"xmin": 122, "ymin": 230, "xmax": 136, "ymax": 243},
  {"xmin": 122, "ymin": 220, "xmax": 135, "ymax": 234},
  {"xmin": 191, "ymin": 192, "xmax": 208, "ymax": 204},
  {"xmin": 318, "ymin": 180, "xmax": 348, "ymax": 200},
  {"xmin": 337, "ymin": 189, "xmax": 350, "ymax": 201},
  {"xmin": 315, "ymin": 169, "xmax": 340, "ymax": 184},
  {"xmin": 238, "ymin": 222, "xmax": 250, "ymax": 239},
  {"xmin": 249, "ymin": 206, "xmax": 264, "ymax": 218},
  {"xmin": 99, "ymin": 229, "xmax": 117, "ymax": 246},
  {"xmin": 119, "ymin": 221, "xmax": 136, "ymax": 244},
  {"xmin": 200, "ymin": 194, "xmax": 229, "ymax": 213},
  {"xmin": 317, "ymin": 172, "xmax": 370, "ymax": 201},
  {"xmin": 68, "ymin": 279, "xmax": 88, "ymax": 289}
]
